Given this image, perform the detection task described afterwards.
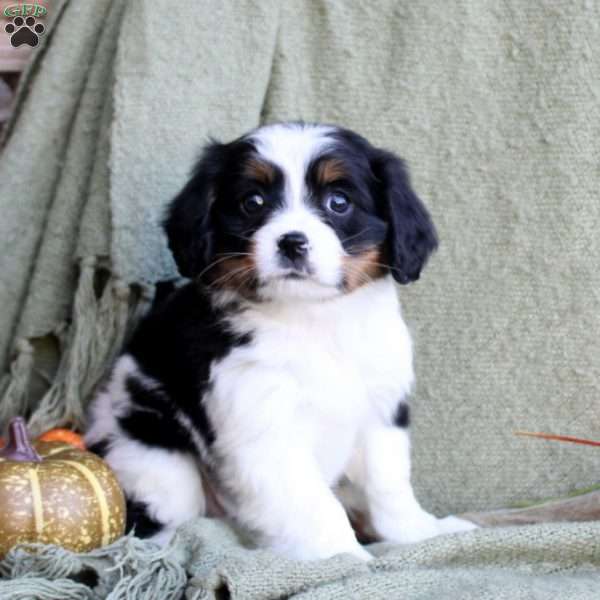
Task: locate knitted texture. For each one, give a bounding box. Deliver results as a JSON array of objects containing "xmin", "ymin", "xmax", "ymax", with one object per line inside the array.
[{"xmin": 2, "ymin": 519, "xmax": 600, "ymax": 599}]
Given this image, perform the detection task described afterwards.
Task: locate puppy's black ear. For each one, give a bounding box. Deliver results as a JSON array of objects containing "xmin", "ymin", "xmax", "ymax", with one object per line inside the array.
[
  {"xmin": 163, "ymin": 142, "xmax": 224, "ymax": 278},
  {"xmin": 371, "ymin": 149, "xmax": 438, "ymax": 284}
]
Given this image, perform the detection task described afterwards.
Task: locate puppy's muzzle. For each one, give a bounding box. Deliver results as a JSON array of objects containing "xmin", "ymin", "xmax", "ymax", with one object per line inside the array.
[{"xmin": 277, "ymin": 231, "xmax": 310, "ymax": 272}]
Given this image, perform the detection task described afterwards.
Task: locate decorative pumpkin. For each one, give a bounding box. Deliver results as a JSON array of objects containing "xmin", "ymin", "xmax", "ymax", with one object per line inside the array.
[{"xmin": 0, "ymin": 417, "xmax": 125, "ymax": 557}]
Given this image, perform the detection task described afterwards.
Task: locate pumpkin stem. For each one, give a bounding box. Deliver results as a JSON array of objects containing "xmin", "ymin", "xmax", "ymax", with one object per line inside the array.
[{"xmin": 0, "ymin": 417, "xmax": 42, "ymax": 462}]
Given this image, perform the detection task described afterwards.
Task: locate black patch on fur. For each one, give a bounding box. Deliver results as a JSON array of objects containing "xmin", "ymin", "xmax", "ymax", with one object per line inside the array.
[
  {"xmin": 393, "ymin": 403, "xmax": 410, "ymax": 428},
  {"xmin": 329, "ymin": 127, "xmax": 438, "ymax": 283},
  {"xmin": 369, "ymin": 149, "xmax": 438, "ymax": 284},
  {"xmin": 306, "ymin": 140, "xmax": 388, "ymax": 256},
  {"xmin": 164, "ymin": 138, "xmax": 285, "ymax": 280},
  {"xmin": 124, "ymin": 282, "xmax": 252, "ymax": 450},
  {"xmin": 152, "ymin": 279, "xmax": 179, "ymax": 309},
  {"xmin": 118, "ymin": 377, "xmax": 197, "ymax": 451},
  {"xmin": 87, "ymin": 439, "xmax": 110, "ymax": 457},
  {"xmin": 126, "ymin": 498, "xmax": 163, "ymax": 538}
]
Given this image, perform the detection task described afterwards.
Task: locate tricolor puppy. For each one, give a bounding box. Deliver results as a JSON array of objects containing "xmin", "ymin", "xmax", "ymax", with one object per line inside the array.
[{"xmin": 86, "ymin": 123, "xmax": 475, "ymax": 560}]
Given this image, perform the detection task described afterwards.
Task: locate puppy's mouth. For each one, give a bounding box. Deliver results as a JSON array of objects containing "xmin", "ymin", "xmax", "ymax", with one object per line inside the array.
[
  {"xmin": 279, "ymin": 263, "xmax": 314, "ymax": 280},
  {"xmin": 265, "ymin": 265, "xmax": 335, "ymax": 289},
  {"xmin": 277, "ymin": 261, "xmax": 326, "ymax": 283},
  {"xmin": 283, "ymin": 272, "xmax": 308, "ymax": 280},
  {"xmin": 270, "ymin": 255, "xmax": 315, "ymax": 280},
  {"xmin": 276, "ymin": 272, "xmax": 338, "ymax": 293}
]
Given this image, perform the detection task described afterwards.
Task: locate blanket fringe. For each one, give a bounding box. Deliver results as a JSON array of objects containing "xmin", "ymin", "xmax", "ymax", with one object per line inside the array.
[
  {"xmin": 0, "ymin": 535, "xmax": 186, "ymax": 600},
  {"xmin": 0, "ymin": 257, "xmax": 153, "ymax": 436},
  {"xmin": 0, "ymin": 578, "xmax": 94, "ymax": 600},
  {"xmin": 0, "ymin": 339, "xmax": 34, "ymax": 429}
]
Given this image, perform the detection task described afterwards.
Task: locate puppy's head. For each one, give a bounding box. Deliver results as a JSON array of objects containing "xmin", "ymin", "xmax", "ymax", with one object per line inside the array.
[{"xmin": 164, "ymin": 123, "xmax": 437, "ymax": 301}]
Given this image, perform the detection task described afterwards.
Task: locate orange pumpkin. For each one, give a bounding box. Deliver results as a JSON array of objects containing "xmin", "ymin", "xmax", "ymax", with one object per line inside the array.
[
  {"xmin": 0, "ymin": 428, "xmax": 85, "ymax": 450},
  {"xmin": 0, "ymin": 417, "xmax": 125, "ymax": 557},
  {"xmin": 38, "ymin": 428, "xmax": 86, "ymax": 450}
]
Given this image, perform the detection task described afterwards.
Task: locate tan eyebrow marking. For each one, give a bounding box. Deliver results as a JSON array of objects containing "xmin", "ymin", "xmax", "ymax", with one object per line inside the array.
[
  {"xmin": 316, "ymin": 158, "xmax": 346, "ymax": 185},
  {"xmin": 243, "ymin": 157, "xmax": 276, "ymax": 184}
]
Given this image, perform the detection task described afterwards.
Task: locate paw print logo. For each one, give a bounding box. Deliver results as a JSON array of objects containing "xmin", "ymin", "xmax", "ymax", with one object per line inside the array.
[{"xmin": 4, "ymin": 16, "xmax": 45, "ymax": 48}]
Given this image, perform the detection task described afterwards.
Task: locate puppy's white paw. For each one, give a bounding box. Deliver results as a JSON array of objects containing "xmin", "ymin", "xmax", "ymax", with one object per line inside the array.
[
  {"xmin": 280, "ymin": 539, "xmax": 372, "ymax": 562},
  {"xmin": 377, "ymin": 512, "xmax": 477, "ymax": 545},
  {"xmin": 436, "ymin": 515, "xmax": 478, "ymax": 535},
  {"xmin": 349, "ymin": 544, "xmax": 374, "ymax": 562}
]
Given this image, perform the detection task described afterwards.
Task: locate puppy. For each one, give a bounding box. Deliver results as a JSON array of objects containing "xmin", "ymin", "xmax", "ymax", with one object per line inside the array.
[{"xmin": 85, "ymin": 123, "xmax": 475, "ymax": 560}]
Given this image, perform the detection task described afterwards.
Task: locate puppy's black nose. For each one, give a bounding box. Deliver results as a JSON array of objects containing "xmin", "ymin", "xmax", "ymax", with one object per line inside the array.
[{"xmin": 277, "ymin": 231, "xmax": 309, "ymax": 260}]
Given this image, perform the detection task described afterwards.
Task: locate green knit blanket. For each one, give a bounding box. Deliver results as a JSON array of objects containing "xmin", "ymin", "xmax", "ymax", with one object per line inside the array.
[
  {"xmin": 1, "ymin": 0, "xmax": 599, "ymax": 597},
  {"xmin": 1, "ymin": 519, "xmax": 600, "ymax": 599}
]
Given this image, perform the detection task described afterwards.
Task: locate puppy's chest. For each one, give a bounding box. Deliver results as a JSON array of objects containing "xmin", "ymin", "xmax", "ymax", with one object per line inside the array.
[{"xmin": 222, "ymin": 282, "xmax": 414, "ymax": 420}]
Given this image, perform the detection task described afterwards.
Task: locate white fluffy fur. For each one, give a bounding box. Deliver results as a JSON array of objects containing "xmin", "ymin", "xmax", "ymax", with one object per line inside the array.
[{"xmin": 86, "ymin": 123, "xmax": 476, "ymax": 560}]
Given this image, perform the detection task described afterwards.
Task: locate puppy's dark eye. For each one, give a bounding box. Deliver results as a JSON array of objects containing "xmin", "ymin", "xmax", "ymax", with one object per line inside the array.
[
  {"xmin": 325, "ymin": 192, "xmax": 351, "ymax": 215},
  {"xmin": 241, "ymin": 194, "xmax": 265, "ymax": 215}
]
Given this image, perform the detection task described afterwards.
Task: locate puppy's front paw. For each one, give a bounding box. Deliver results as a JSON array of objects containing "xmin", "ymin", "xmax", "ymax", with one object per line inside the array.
[
  {"xmin": 348, "ymin": 544, "xmax": 374, "ymax": 562},
  {"xmin": 436, "ymin": 515, "xmax": 478, "ymax": 535},
  {"xmin": 277, "ymin": 538, "xmax": 372, "ymax": 562},
  {"xmin": 376, "ymin": 512, "xmax": 478, "ymax": 545}
]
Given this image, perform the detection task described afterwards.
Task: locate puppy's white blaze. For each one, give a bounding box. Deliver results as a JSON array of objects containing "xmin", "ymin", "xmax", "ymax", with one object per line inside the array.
[
  {"xmin": 253, "ymin": 207, "xmax": 344, "ymax": 296},
  {"xmin": 251, "ymin": 124, "xmax": 344, "ymax": 298},
  {"xmin": 251, "ymin": 123, "xmax": 334, "ymax": 212}
]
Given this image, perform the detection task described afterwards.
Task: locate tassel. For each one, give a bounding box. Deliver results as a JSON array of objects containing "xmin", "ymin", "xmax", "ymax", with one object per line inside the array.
[
  {"xmin": 28, "ymin": 258, "xmax": 153, "ymax": 436},
  {"xmin": 0, "ymin": 536, "xmax": 186, "ymax": 600},
  {"xmin": 0, "ymin": 339, "xmax": 34, "ymax": 431}
]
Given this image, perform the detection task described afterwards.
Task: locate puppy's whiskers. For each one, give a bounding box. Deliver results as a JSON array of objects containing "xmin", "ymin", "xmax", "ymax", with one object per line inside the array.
[
  {"xmin": 343, "ymin": 247, "xmax": 404, "ymax": 276},
  {"xmin": 208, "ymin": 263, "xmax": 257, "ymax": 291},
  {"xmin": 229, "ymin": 233, "xmax": 255, "ymax": 244},
  {"xmin": 232, "ymin": 268, "xmax": 259, "ymax": 295},
  {"xmin": 343, "ymin": 263, "xmax": 375, "ymax": 288},
  {"xmin": 340, "ymin": 227, "xmax": 372, "ymax": 246},
  {"xmin": 208, "ymin": 266, "xmax": 248, "ymax": 288},
  {"xmin": 197, "ymin": 253, "xmax": 253, "ymax": 279}
]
